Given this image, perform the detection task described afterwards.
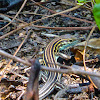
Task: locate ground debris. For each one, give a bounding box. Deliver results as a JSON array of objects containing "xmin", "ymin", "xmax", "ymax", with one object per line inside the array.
[{"xmin": 0, "ymin": 0, "xmax": 100, "ymax": 99}]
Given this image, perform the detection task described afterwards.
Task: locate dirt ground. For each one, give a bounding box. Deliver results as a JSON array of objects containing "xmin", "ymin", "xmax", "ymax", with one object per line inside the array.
[{"xmin": 0, "ymin": 0, "xmax": 100, "ymax": 99}]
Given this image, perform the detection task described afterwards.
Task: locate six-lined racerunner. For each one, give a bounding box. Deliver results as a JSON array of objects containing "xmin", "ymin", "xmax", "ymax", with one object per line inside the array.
[
  {"xmin": 39, "ymin": 34, "xmax": 77, "ymax": 99},
  {"xmin": 39, "ymin": 34, "xmax": 98, "ymax": 99}
]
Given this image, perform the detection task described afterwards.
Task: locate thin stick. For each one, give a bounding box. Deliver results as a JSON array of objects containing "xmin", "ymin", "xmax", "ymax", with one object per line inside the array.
[
  {"xmin": 32, "ymin": 25, "xmax": 96, "ymax": 30},
  {"xmin": 3, "ymin": 29, "xmax": 31, "ymax": 73},
  {"xmin": 32, "ymin": 0, "xmax": 94, "ymax": 24},
  {"xmin": 0, "ymin": 13, "xmax": 27, "ymax": 24},
  {"xmin": 0, "ymin": 12, "xmax": 94, "ymax": 31},
  {"xmin": 0, "ymin": 5, "xmax": 81, "ymax": 40},
  {"xmin": 83, "ymin": 24, "xmax": 97, "ymax": 88},
  {"xmin": 0, "ymin": 0, "xmax": 28, "ymax": 31},
  {"xmin": 0, "ymin": 49, "xmax": 100, "ymax": 78},
  {"xmin": 41, "ymin": 65, "xmax": 100, "ymax": 78},
  {"xmin": 17, "ymin": 90, "xmax": 25, "ymax": 100},
  {"xmin": 0, "ymin": 49, "xmax": 31, "ymax": 66}
]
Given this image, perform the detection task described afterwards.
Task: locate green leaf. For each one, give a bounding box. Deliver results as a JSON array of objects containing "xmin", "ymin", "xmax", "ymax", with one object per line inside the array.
[
  {"xmin": 93, "ymin": 3, "xmax": 100, "ymax": 30},
  {"xmin": 95, "ymin": 0, "xmax": 100, "ymax": 4},
  {"xmin": 77, "ymin": 0, "xmax": 92, "ymax": 4},
  {"xmin": 77, "ymin": 0, "xmax": 86, "ymax": 3}
]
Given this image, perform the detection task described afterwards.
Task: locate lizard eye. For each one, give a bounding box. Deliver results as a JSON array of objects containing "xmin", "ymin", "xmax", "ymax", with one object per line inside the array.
[{"xmin": 69, "ymin": 39, "xmax": 72, "ymax": 42}]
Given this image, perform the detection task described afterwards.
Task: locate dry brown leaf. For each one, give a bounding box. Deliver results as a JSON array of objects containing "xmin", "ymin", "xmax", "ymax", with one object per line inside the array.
[{"xmin": 75, "ymin": 38, "xmax": 100, "ymax": 55}]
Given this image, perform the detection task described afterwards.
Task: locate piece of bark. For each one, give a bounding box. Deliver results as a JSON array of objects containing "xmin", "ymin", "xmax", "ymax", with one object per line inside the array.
[{"xmin": 24, "ymin": 59, "xmax": 40, "ymax": 100}]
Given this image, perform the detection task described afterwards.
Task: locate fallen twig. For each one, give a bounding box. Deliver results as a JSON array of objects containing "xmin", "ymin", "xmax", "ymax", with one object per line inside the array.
[
  {"xmin": 32, "ymin": 25, "xmax": 97, "ymax": 30},
  {"xmin": 0, "ymin": 49, "xmax": 100, "ymax": 78},
  {"xmin": 0, "ymin": 0, "xmax": 28, "ymax": 31},
  {"xmin": 2, "ymin": 29, "xmax": 31, "ymax": 75},
  {"xmin": 32, "ymin": 0, "xmax": 94, "ymax": 24},
  {"xmin": 83, "ymin": 25, "xmax": 98, "ymax": 88},
  {"xmin": 0, "ymin": 5, "xmax": 81, "ymax": 40}
]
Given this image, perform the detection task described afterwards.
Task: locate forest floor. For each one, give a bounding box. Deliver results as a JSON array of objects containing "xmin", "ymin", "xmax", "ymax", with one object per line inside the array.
[{"xmin": 0, "ymin": 0, "xmax": 100, "ymax": 99}]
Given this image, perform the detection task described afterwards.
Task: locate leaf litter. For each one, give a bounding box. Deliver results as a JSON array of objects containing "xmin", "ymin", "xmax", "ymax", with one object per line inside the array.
[{"xmin": 0, "ymin": 0, "xmax": 100, "ymax": 99}]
